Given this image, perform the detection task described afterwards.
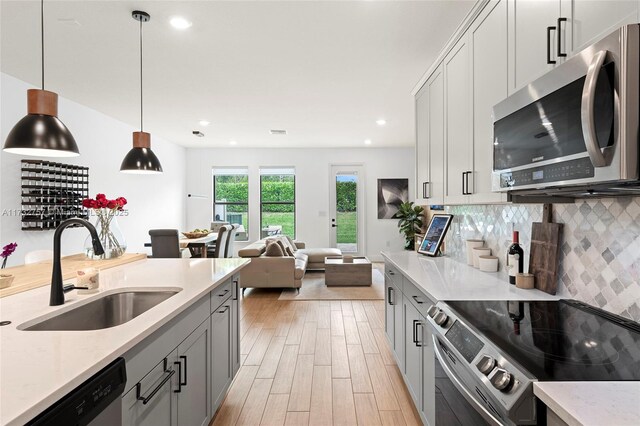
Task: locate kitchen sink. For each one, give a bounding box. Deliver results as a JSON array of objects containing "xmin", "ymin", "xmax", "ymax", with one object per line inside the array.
[{"xmin": 20, "ymin": 289, "xmax": 181, "ymax": 331}]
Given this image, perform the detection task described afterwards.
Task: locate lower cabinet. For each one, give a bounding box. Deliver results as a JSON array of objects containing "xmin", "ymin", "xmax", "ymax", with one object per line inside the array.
[
  {"xmin": 122, "ymin": 276, "xmax": 240, "ymax": 426},
  {"xmin": 384, "ymin": 273, "xmax": 404, "ymax": 370},
  {"xmin": 403, "ymin": 296, "xmax": 423, "ymax": 408}
]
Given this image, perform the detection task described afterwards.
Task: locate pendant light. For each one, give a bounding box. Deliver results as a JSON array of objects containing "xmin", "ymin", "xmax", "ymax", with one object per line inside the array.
[
  {"xmin": 3, "ymin": 0, "xmax": 79, "ymax": 157},
  {"xmin": 120, "ymin": 10, "xmax": 163, "ymax": 174}
]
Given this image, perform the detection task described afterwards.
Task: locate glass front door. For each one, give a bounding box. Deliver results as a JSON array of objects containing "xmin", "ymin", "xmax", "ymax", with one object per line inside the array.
[{"xmin": 330, "ymin": 165, "xmax": 365, "ymax": 254}]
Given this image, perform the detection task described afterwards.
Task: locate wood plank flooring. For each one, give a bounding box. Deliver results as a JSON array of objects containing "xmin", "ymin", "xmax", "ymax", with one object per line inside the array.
[{"xmin": 211, "ymin": 288, "xmax": 422, "ymax": 426}]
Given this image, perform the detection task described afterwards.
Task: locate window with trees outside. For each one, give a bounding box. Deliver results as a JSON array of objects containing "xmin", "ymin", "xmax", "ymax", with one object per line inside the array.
[
  {"xmin": 213, "ymin": 168, "xmax": 249, "ymax": 241},
  {"xmin": 260, "ymin": 167, "xmax": 295, "ymax": 239}
]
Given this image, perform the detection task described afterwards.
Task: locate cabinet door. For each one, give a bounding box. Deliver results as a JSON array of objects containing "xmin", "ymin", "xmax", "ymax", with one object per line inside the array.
[
  {"xmin": 384, "ymin": 278, "xmax": 395, "ymax": 346},
  {"xmin": 231, "ymin": 276, "xmax": 241, "ymax": 376},
  {"xmin": 470, "ymin": 0, "xmax": 509, "ymax": 204},
  {"xmin": 428, "ymin": 66, "xmax": 445, "ymax": 205},
  {"xmin": 444, "ymin": 37, "xmax": 472, "ymax": 205},
  {"xmin": 509, "ymin": 0, "xmax": 561, "ymax": 93},
  {"xmin": 122, "ymin": 353, "xmax": 178, "ymax": 426},
  {"xmin": 403, "ymin": 297, "xmax": 422, "ymax": 410},
  {"xmin": 211, "ymin": 300, "xmax": 232, "ymax": 412},
  {"xmin": 176, "ymin": 319, "xmax": 211, "ymax": 426},
  {"xmin": 393, "ymin": 288, "xmax": 404, "ymax": 371},
  {"xmin": 561, "ymin": 0, "xmax": 638, "ymax": 54},
  {"xmin": 421, "ymin": 320, "xmax": 436, "ymax": 426},
  {"xmin": 416, "ymin": 83, "xmax": 430, "ymax": 201}
]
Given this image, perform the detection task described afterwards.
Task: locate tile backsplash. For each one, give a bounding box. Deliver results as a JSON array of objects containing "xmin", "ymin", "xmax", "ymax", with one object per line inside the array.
[{"xmin": 444, "ymin": 198, "xmax": 640, "ymax": 322}]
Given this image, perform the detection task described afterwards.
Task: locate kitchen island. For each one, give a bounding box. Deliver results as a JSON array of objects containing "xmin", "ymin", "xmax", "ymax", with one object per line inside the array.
[{"xmin": 0, "ymin": 257, "xmax": 249, "ymax": 426}]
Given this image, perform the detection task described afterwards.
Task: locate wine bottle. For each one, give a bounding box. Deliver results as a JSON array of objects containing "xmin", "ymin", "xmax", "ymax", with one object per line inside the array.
[{"xmin": 507, "ymin": 231, "xmax": 524, "ymax": 285}]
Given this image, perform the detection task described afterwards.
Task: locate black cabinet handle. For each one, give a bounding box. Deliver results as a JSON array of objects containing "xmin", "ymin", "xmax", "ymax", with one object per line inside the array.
[
  {"xmin": 462, "ymin": 171, "xmax": 472, "ymax": 195},
  {"xmin": 173, "ymin": 360, "xmax": 182, "ymax": 393},
  {"xmin": 412, "ymin": 295, "xmax": 425, "ymax": 304},
  {"xmin": 218, "ymin": 305, "xmax": 230, "ymax": 314},
  {"xmin": 415, "ymin": 322, "xmax": 424, "ymax": 347},
  {"xmin": 332, "ymin": 223, "xmax": 338, "ymax": 228},
  {"xmin": 557, "ymin": 17, "xmax": 567, "ymax": 57},
  {"xmin": 232, "ymin": 279, "xmax": 239, "ymax": 300},
  {"xmin": 422, "ymin": 181, "xmax": 430, "ymax": 199},
  {"xmin": 218, "ymin": 288, "xmax": 230, "ymax": 297},
  {"xmin": 461, "ymin": 172, "xmax": 466, "ymax": 195},
  {"xmin": 387, "ymin": 287, "xmax": 393, "ymax": 305},
  {"xmin": 547, "ymin": 26, "xmax": 557, "ymax": 64},
  {"xmin": 412, "ymin": 319, "xmax": 419, "ymax": 344},
  {"xmin": 180, "ymin": 355, "xmax": 187, "ymax": 386},
  {"xmin": 137, "ymin": 358, "xmax": 175, "ymax": 403},
  {"xmin": 465, "ymin": 171, "xmax": 472, "ymax": 195}
]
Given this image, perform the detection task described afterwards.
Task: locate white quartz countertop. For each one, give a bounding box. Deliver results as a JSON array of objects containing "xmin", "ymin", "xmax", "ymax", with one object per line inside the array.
[
  {"xmin": 534, "ymin": 382, "xmax": 640, "ymax": 426},
  {"xmin": 0, "ymin": 257, "xmax": 249, "ymax": 426},
  {"xmin": 380, "ymin": 251, "xmax": 558, "ymax": 302}
]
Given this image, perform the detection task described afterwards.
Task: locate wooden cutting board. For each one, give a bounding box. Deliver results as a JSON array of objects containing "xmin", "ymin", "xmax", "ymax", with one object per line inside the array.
[{"xmin": 529, "ymin": 204, "xmax": 563, "ymax": 295}]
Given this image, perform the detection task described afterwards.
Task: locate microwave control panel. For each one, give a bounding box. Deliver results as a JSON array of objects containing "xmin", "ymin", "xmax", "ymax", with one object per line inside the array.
[{"xmin": 500, "ymin": 157, "xmax": 594, "ymax": 188}]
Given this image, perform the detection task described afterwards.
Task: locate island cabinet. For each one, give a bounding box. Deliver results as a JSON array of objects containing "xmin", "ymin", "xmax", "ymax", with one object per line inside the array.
[
  {"xmin": 384, "ymin": 261, "xmax": 436, "ymax": 426},
  {"xmin": 121, "ymin": 273, "xmax": 240, "ymax": 426}
]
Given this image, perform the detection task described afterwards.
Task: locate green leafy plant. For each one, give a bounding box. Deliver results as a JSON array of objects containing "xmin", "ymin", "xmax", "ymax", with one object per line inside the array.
[{"xmin": 392, "ymin": 202, "xmax": 425, "ymax": 250}]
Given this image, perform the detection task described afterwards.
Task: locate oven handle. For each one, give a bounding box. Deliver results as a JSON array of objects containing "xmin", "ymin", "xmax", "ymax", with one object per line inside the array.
[
  {"xmin": 432, "ymin": 335, "xmax": 503, "ymax": 426},
  {"xmin": 581, "ymin": 49, "xmax": 608, "ymax": 167}
]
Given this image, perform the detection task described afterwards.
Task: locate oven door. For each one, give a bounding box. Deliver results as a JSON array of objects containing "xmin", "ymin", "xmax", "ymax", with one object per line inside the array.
[
  {"xmin": 433, "ymin": 336, "xmax": 503, "ymax": 426},
  {"xmin": 492, "ymin": 25, "xmax": 639, "ymax": 193}
]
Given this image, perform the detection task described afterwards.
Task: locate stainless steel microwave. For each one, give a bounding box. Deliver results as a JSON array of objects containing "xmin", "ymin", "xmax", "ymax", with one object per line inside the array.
[{"xmin": 492, "ymin": 24, "xmax": 640, "ymax": 198}]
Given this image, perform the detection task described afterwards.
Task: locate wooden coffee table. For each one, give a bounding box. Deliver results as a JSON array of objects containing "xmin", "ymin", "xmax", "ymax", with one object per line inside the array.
[{"xmin": 324, "ymin": 256, "xmax": 372, "ymax": 286}]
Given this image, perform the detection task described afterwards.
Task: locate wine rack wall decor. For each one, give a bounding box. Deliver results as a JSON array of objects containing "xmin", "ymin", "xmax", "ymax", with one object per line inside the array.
[{"xmin": 21, "ymin": 160, "xmax": 89, "ymax": 231}]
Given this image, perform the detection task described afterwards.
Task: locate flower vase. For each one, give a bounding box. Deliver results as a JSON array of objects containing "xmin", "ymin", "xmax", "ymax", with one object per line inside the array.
[{"xmin": 85, "ymin": 209, "xmax": 127, "ymax": 259}]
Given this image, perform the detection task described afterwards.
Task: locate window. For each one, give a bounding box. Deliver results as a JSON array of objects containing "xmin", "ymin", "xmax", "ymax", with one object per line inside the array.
[
  {"xmin": 213, "ymin": 168, "xmax": 249, "ymax": 241},
  {"xmin": 260, "ymin": 167, "xmax": 295, "ymax": 239}
]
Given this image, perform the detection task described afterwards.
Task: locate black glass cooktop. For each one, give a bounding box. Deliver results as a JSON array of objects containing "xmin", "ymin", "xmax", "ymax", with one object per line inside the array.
[{"xmin": 446, "ymin": 300, "xmax": 640, "ymax": 382}]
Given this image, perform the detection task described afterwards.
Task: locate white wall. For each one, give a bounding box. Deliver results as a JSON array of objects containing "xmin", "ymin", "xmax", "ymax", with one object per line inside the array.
[
  {"xmin": 0, "ymin": 73, "xmax": 187, "ymax": 266},
  {"xmin": 185, "ymin": 147, "xmax": 415, "ymax": 261}
]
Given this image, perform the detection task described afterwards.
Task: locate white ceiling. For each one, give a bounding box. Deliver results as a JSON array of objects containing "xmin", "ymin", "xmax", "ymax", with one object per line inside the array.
[{"xmin": 1, "ymin": 1, "xmax": 473, "ymax": 148}]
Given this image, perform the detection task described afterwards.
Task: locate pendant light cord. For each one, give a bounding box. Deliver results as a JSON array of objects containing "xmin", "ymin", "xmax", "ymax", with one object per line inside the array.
[
  {"xmin": 139, "ymin": 19, "xmax": 143, "ymax": 132},
  {"xmin": 41, "ymin": 0, "xmax": 45, "ymax": 90}
]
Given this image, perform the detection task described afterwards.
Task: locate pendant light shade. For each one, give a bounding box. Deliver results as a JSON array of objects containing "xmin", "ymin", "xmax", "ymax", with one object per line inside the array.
[
  {"xmin": 120, "ymin": 10, "xmax": 163, "ymax": 174},
  {"xmin": 3, "ymin": 1, "xmax": 79, "ymax": 157},
  {"xmin": 120, "ymin": 131, "xmax": 163, "ymax": 173}
]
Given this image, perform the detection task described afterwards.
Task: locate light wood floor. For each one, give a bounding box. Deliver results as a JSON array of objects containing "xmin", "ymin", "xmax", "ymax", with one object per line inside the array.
[{"xmin": 211, "ymin": 289, "xmax": 423, "ymax": 426}]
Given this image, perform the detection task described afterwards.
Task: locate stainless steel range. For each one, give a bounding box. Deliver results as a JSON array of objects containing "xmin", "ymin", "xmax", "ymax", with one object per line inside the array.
[{"xmin": 425, "ymin": 300, "xmax": 640, "ymax": 425}]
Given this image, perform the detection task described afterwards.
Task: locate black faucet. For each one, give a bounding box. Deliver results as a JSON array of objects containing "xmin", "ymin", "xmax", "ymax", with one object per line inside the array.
[{"xmin": 50, "ymin": 218, "xmax": 105, "ymax": 306}]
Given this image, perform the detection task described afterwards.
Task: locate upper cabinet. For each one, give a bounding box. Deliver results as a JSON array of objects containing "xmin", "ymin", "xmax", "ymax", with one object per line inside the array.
[{"xmin": 414, "ymin": 0, "xmax": 638, "ymax": 206}]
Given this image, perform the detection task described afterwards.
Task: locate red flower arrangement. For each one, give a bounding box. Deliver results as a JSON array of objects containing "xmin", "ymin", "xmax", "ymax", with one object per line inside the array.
[{"xmin": 82, "ymin": 193, "xmax": 127, "ymax": 210}]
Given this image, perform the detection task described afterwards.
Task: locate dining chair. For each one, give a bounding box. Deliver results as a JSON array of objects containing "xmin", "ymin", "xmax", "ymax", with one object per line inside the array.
[
  {"xmin": 210, "ymin": 225, "xmax": 232, "ymax": 258},
  {"xmin": 225, "ymin": 224, "xmax": 239, "ymax": 258},
  {"xmin": 24, "ymin": 250, "xmax": 53, "ymax": 264},
  {"xmin": 148, "ymin": 229, "xmax": 181, "ymax": 258}
]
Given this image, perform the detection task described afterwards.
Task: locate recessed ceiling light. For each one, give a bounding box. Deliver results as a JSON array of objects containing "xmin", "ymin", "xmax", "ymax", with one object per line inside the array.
[
  {"xmin": 198, "ymin": 120, "xmax": 210, "ymax": 127},
  {"xmin": 376, "ymin": 119, "xmax": 386, "ymax": 126},
  {"xmin": 170, "ymin": 17, "xmax": 192, "ymax": 30},
  {"xmin": 229, "ymin": 140, "xmax": 237, "ymax": 146},
  {"xmin": 364, "ymin": 139, "xmax": 372, "ymax": 145}
]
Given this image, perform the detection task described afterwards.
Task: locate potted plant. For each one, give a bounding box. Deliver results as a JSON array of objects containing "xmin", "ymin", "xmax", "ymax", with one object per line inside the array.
[
  {"xmin": 1, "ymin": 242, "xmax": 18, "ymax": 289},
  {"xmin": 392, "ymin": 202, "xmax": 425, "ymax": 250}
]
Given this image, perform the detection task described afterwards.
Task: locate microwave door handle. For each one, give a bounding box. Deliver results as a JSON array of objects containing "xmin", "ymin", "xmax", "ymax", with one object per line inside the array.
[
  {"xmin": 581, "ymin": 49, "xmax": 608, "ymax": 167},
  {"xmin": 432, "ymin": 336, "xmax": 503, "ymax": 426}
]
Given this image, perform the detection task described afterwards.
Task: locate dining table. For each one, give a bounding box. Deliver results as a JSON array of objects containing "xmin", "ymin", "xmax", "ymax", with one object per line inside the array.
[{"xmin": 179, "ymin": 233, "xmax": 217, "ymax": 258}]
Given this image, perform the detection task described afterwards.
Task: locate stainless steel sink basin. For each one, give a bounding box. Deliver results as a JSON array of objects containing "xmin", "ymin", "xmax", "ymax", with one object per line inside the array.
[{"xmin": 21, "ymin": 289, "xmax": 181, "ymax": 331}]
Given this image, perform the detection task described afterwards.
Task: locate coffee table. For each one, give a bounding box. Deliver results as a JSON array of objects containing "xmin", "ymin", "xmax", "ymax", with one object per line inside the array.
[{"xmin": 324, "ymin": 256, "xmax": 372, "ymax": 286}]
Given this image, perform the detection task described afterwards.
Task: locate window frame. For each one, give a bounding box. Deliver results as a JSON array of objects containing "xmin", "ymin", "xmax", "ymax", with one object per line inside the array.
[
  {"xmin": 212, "ymin": 168, "xmax": 249, "ymax": 241},
  {"xmin": 259, "ymin": 168, "xmax": 296, "ymax": 239}
]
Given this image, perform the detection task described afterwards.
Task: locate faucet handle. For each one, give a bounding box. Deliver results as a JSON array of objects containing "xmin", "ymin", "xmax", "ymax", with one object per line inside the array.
[{"xmin": 62, "ymin": 284, "xmax": 90, "ymax": 293}]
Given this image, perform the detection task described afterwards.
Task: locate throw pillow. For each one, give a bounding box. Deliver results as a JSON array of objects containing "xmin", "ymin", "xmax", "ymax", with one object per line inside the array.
[
  {"xmin": 285, "ymin": 246, "xmax": 295, "ymax": 256},
  {"xmin": 285, "ymin": 235, "xmax": 297, "ymax": 251},
  {"xmin": 276, "ymin": 240, "xmax": 290, "ymax": 256},
  {"xmin": 265, "ymin": 242, "xmax": 284, "ymax": 257}
]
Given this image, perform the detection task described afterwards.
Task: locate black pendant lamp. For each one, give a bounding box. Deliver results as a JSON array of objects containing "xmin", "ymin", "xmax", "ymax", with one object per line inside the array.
[
  {"xmin": 121, "ymin": 10, "xmax": 163, "ymax": 174},
  {"xmin": 3, "ymin": 0, "xmax": 79, "ymax": 157}
]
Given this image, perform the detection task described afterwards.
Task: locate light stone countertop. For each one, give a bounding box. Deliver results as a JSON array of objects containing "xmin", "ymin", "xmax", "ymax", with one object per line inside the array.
[
  {"xmin": 381, "ymin": 251, "xmax": 639, "ymax": 426},
  {"xmin": 534, "ymin": 382, "xmax": 640, "ymax": 426},
  {"xmin": 380, "ymin": 250, "xmax": 558, "ymax": 301},
  {"xmin": 0, "ymin": 257, "xmax": 249, "ymax": 426}
]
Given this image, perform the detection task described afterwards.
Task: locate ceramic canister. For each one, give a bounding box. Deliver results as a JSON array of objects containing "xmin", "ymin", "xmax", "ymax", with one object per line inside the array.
[
  {"xmin": 465, "ymin": 239, "xmax": 484, "ymax": 265},
  {"xmin": 472, "ymin": 247, "xmax": 492, "ymax": 268}
]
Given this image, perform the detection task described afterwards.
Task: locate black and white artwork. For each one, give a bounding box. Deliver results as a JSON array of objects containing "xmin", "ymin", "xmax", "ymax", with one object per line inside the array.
[{"xmin": 377, "ymin": 178, "xmax": 409, "ymax": 219}]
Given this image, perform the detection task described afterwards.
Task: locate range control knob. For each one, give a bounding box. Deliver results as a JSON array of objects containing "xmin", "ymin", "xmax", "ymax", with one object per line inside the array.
[
  {"xmin": 490, "ymin": 368, "xmax": 513, "ymax": 392},
  {"xmin": 427, "ymin": 305, "xmax": 439, "ymax": 318},
  {"xmin": 476, "ymin": 355, "xmax": 496, "ymax": 375},
  {"xmin": 433, "ymin": 311, "xmax": 449, "ymax": 327}
]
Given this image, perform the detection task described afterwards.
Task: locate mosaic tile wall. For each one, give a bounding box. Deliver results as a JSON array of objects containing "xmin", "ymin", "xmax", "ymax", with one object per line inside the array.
[{"xmin": 444, "ymin": 198, "xmax": 640, "ymax": 322}]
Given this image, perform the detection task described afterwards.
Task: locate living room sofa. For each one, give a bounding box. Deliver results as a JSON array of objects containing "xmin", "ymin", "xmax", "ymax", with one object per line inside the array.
[{"xmin": 237, "ymin": 237, "xmax": 342, "ymax": 290}]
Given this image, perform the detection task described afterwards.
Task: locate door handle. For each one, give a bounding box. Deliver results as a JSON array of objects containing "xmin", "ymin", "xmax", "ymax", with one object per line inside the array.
[
  {"xmin": 422, "ymin": 181, "xmax": 430, "ymax": 199},
  {"xmin": 412, "ymin": 295, "xmax": 425, "ymax": 304},
  {"xmin": 180, "ymin": 355, "xmax": 187, "ymax": 386},
  {"xmin": 218, "ymin": 305, "xmax": 230, "ymax": 313},
  {"xmin": 557, "ymin": 17, "xmax": 567, "ymax": 57},
  {"xmin": 415, "ymin": 321, "xmax": 424, "ymax": 347},
  {"xmin": 232, "ymin": 279, "xmax": 238, "ymax": 300},
  {"xmin": 581, "ymin": 49, "xmax": 608, "ymax": 167},
  {"xmin": 332, "ymin": 224, "xmax": 338, "ymax": 227},
  {"xmin": 461, "ymin": 172, "xmax": 466, "ymax": 195},
  {"xmin": 137, "ymin": 358, "xmax": 175, "ymax": 403},
  {"xmin": 465, "ymin": 171, "xmax": 472, "ymax": 195},
  {"xmin": 173, "ymin": 360, "xmax": 182, "ymax": 393},
  {"xmin": 412, "ymin": 319, "xmax": 419, "ymax": 344},
  {"xmin": 547, "ymin": 26, "xmax": 557, "ymax": 64}
]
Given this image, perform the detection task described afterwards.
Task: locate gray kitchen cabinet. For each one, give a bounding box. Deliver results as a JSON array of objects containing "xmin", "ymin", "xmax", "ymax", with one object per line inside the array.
[
  {"xmin": 211, "ymin": 297, "xmax": 232, "ymax": 412},
  {"xmin": 469, "ymin": 0, "xmax": 509, "ymax": 204},
  {"xmin": 444, "ymin": 35, "xmax": 472, "ymax": 205},
  {"xmin": 508, "ymin": 0, "xmax": 561, "ymax": 93},
  {"xmin": 176, "ymin": 319, "xmax": 211, "ymax": 426},
  {"xmin": 421, "ymin": 308, "xmax": 436, "ymax": 426},
  {"xmin": 561, "ymin": 0, "xmax": 638, "ymax": 54},
  {"xmin": 384, "ymin": 279, "xmax": 395, "ymax": 345},
  {"xmin": 403, "ymin": 296, "xmax": 423, "ymax": 409},
  {"xmin": 231, "ymin": 275, "xmax": 241, "ymax": 376},
  {"xmin": 122, "ymin": 353, "xmax": 178, "ymax": 426},
  {"xmin": 384, "ymin": 270, "xmax": 404, "ymax": 369}
]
